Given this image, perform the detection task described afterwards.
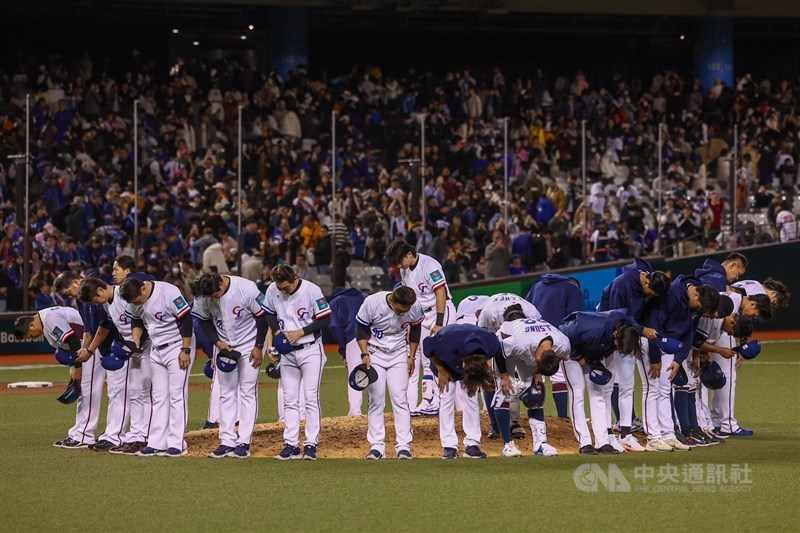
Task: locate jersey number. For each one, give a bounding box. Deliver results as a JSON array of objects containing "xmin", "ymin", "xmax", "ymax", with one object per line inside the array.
[{"xmin": 371, "ymin": 328, "xmax": 384, "ymax": 339}]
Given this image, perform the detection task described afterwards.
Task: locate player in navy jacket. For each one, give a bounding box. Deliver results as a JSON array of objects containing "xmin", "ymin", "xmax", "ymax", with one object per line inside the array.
[
  {"xmin": 526, "ymin": 273, "xmax": 583, "ymax": 419},
  {"xmin": 694, "ymin": 252, "xmax": 748, "ymax": 292},
  {"xmin": 559, "ymin": 310, "xmax": 641, "ymax": 363},
  {"xmin": 329, "ymin": 287, "xmax": 369, "ymax": 416}
]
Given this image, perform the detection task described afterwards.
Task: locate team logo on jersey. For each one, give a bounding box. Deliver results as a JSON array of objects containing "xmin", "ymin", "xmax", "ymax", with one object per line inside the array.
[
  {"xmin": 316, "ymin": 298, "xmax": 329, "ymax": 311},
  {"xmin": 118, "ymin": 313, "xmax": 130, "ymax": 325},
  {"xmin": 52, "ymin": 326, "xmax": 63, "ymax": 341},
  {"xmin": 256, "ymin": 293, "xmax": 266, "ymax": 305},
  {"xmin": 154, "ymin": 311, "xmax": 168, "ymax": 322},
  {"xmin": 297, "ymin": 307, "xmax": 310, "ymax": 319},
  {"xmin": 417, "ymin": 282, "xmax": 428, "ymax": 294},
  {"xmin": 430, "ymin": 270, "xmax": 443, "ymax": 283},
  {"xmin": 173, "ymin": 296, "xmax": 188, "ymax": 311},
  {"xmin": 232, "ymin": 306, "xmax": 245, "ymax": 318}
]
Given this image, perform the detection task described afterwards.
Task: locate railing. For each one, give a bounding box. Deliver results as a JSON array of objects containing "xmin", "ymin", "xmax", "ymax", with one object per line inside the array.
[{"xmin": 658, "ymin": 220, "xmax": 799, "ymax": 258}]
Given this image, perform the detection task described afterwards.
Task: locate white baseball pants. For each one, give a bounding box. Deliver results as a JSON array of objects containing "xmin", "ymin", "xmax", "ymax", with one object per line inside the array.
[
  {"xmin": 218, "ymin": 344, "xmax": 260, "ymax": 447},
  {"xmin": 126, "ymin": 342, "xmax": 152, "ymax": 443},
  {"xmin": 367, "ymin": 358, "xmax": 412, "ymax": 454},
  {"xmin": 711, "ymin": 332, "xmax": 740, "ymax": 433},
  {"xmin": 637, "ymin": 352, "xmax": 677, "ymax": 441},
  {"xmin": 68, "ymin": 351, "xmax": 103, "ymax": 445},
  {"xmin": 148, "ymin": 339, "xmax": 195, "ymax": 451},
  {"xmin": 562, "ymin": 358, "xmax": 610, "ymax": 448},
  {"xmin": 440, "ymin": 379, "xmax": 482, "ymax": 449},
  {"xmin": 345, "ymin": 339, "xmax": 365, "ymax": 416},
  {"xmin": 98, "ymin": 357, "xmax": 131, "ymax": 446},
  {"xmin": 280, "ymin": 343, "xmax": 326, "ymax": 447},
  {"xmin": 410, "ymin": 302, "xmax": 456, "ymax": 412}
]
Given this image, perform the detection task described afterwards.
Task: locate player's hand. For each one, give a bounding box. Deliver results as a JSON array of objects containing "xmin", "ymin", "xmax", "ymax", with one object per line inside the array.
[
  {"xmin": 342, "ymin": 357, "xmax": 348, "ymax": 369},
  {"xmin": 736, "ymin": 355, "xmax": 745, "ymax": 371},
  {"xmin": 430, "ymin": 325, "xmax": 443, "ymax": 336},
  {"xmin": 76, "ymin": 348, "xmax": 93, "ymax": 363},
  {"xmin": 216, "ymin": 341, "xmax": 232, "ymax": 351},
  {"xmin": 666, "ymin": 361, "xmax": 681, "ymax": 381},
  {"xmin": 500, "ymin": 374, "xmax": 513, "ymax": 396},
  {"xmin": 407, "ymin": 356, "xmax": 415, "ymax": 376},
  {"xmin": 437, "ymin": 365, "xmax": 451, "ymax": 393},
  {"xmin": 642, "ymin": 327, "xmax": 658, "ymax": 340},
  {"xmin": 690, "ymin": 354, "xmax": 701, "ymax": 376},
  {"xmin": 648, "ymin": 362, "xmax": 662, "ymax": 379},
  {"xmin": 267, "ymin": 347, "xmax": 279, "ymax": 364},
  {"xmin": 284, "ymin": 329, "xmax": 304, "ymax": 344},
  {"xmin": 250, "ymin": 347, "xmax": 263, "ymax": 368},
  {"xmin": 715, "ymin": 346, "xmax": 736, "ymax": 359},
  {"xmin": 178, "ymin": 352, "xmax": 191, "ymax": 370},
  {"xmin": 361, "ymin": 354, "xmax": 371, "ymax": 369}
]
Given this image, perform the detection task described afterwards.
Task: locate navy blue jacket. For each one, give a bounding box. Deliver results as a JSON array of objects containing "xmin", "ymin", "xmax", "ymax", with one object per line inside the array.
[
  {"xmin": 423, "ymin": 324, "xmax": 503, "ymax": 380},
  {"xmin": 643, "ymin": 275, "xmax": 699, "ymax": 364},
  {"xmin": 695, "ymin": 259, "xmax": 727, "ymax": 292},
  {"xmin": 527, "ymin": 274, "xmax": 584, "ymax": 326},
  {"xmin": 598, "ymin": 257, "xmax": 654, "ymax": 333},
  {"xmin": 192, "ymin": 315, "xmax": 214, "ymax": 356},
  {"xmin": 559, "ymin": 309, "xmax": 634, "ymax": 362},
  {"xmin": 129, "ymin": 272, "xmax": 158, "ymax": 282},
  {"xmin": 78, "ymin": 301, "xmax": 117, "ymax": 356},
  {"xmin": 329, "ymin": 287, "xmax": 368, "ymax": 357}
]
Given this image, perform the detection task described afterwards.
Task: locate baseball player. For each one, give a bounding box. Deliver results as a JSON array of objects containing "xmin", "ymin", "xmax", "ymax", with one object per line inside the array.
[
  {"xmin": 263, "ymin": 265, "xmax": 331, "ymax": 461},
  {"xmin": 385, "ymin": 239, "xmax": 456, "ymax": 416},
  {"xmin": 107, "ymin": 255, "xmax": 157, "ymax": 453},
  {"xmin": 694, "ymin": 252, "xmax": 748, "ymax": 292},
  {"xmin": 14, "ymin": 307, "xmax": 90, "ymax": 448},
  {"xmin": 641, "ymin": 275, "xmax": 721, "ymax": 452},
  {"xmin": 493, "ymin": 309, "xmax": 571, "ymax": 457},
  {"xmin": 477, "ymin": 293, "xmax": 541, "ymax": 439},
  {"xmin": 423, "ymin": 323, "xmax": 504, "ymax": 459},
  {"xmin": 355, "ymin": 286, "xmax": 423, "ymax": 459},
  {"xmin": 54, "ymin": 272, "xmax": 126, "ymax": 452},
  {"xmin": 191, "ymin": 273, "xmax": 269, "ymax": 459},
  {"xmin": 527, "ymin": 274, "xmax": 584, "ymax": 421},
  {"xmin": 596, "ymin": 258, "xmax": 670, "ymax": 452},
  {"xmin": 559, "ymin": 309, "xmax": 642, "ymax": 455},
  {"xmin": 329, "ymin": 286, "xmax": 369, "ymax": 416},
  {"xmin": 120, "ymin": 277, "xmax": 195, "ymax": 457},
  {"xmin": 732, "ymin": 278, "xmax": 790, "ymax": 310}
]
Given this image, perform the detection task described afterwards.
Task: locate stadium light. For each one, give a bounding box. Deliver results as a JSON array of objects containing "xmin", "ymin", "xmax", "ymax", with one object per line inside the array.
[
  {"xmin": 192, "ymin": 41, "xmax": 200, "ymax": 46},
  {"xmin": 172, "ymin": 28, "xmax": 179, "ymax": 34},
  {"xmin": 680, "ymin": 34, "xmax": 686, "ymax": 40},
  {"xmin": 240, "ymin": 35, "xmax": 247, "ymax": 40},
  {"xmin": 248, "ymin": 24, "xmax": 254, "ymax": 30}
]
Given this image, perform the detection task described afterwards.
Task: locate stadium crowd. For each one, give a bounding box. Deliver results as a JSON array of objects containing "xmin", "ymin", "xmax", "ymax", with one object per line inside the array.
[{"xmin": 0, "ymin": 51, "xmax": 798, "ymax": 311}]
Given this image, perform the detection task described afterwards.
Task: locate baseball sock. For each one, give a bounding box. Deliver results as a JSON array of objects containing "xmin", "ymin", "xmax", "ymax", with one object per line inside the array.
[
  {"xmin": 687, "ymin": 389, "xmax": 699, "ymax": 429},
  {"xmin": 620, "ymin": 425, "xmax": 631, "ymax": 439},
  {"xmin": 551, "ymin": 383, "xmax": 568, "ymax": 418},
  {"xmin": 611, "ymin": 383, "xmax": 620, "ymax": 422},
  {"xmin": 494, "ymin": 406, "xmax": 513, "ymax": 444},
  {"xmin": 484, "ymin": 390, "xmax": 497, "ymax": 430},
  {"xmin": 528, "ymin": 407, "xmax": 544, "ymax": 422},
  {"xmin": 673, "ymin": 389, "xmax": 690, "ymax": 433}
]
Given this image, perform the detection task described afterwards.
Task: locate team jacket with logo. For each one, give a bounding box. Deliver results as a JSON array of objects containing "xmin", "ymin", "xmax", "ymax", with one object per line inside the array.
[
  {"xmin": 263, "ymin": 279, "xmax": 331, "ymax": 345},
  {"xmin": 356, "ymin": 291, "xmax": 424, "ymax": 363},
  {"xmin": 190, "ymin": 276, "xmax": 266, "ymax": 350}
]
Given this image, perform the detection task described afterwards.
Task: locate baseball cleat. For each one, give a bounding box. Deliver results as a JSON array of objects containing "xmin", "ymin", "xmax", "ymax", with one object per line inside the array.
[
  {"xmin": 684, "ymin": 430, "xmax": 710, "ymax": 447},
  {"xmin": 579, "ymin": 445, "xmax": 599, "ymax": 455},
  {"xmin": 136, "ymin": 446, "xmax": 165, "ymax": 457},
  {"xmin": 631, "ymin": 417, "xmax": 645, "ymax": 435},
  {"xmin": 607, "ymin": 435, "xmax": 626, "ymax": 453},
  {"xmin": 596, "ymin": 444, "xmax": 620, "ymax": 455},
  {"xmin": 208, "ymin": 445, "xmax": 236, "ymax": 459},
  {"xmin": 365, "ymin": 449, "xmax": 384, "ymax": 460},
  {"xmin": 53, "ymin": 437, "xmax": 72, "ymax": 448},
  {"xmin": 201, "ymin": 421, "xmax": 220, "ymax": 430},
  {"xmin": 502, "ymin": 442, "xmax": 522, "ymax": 457},
  {"xmin": 397, "ymin": 450, "xmax": 412, "ymax": 460},
  {"xmin": 274, "ymin": 444, "xmax": 302, "ymax": 460},
  {"xmin": 59, "ymin": 437, "xmax": 89, "ymax": 450},
  {"xmin": 712, "ymin": 427, "xmax": 730, "ymax": 439},
  {"xmin": 645, "ymin": 439, "xmax": 673, "ymax": 452},
  {"xmin": 302, "ymin": 445, "xmax": 317, "ymax": 461},
  {"xmin": 611, "ymin": 422, "xmax": 620, "ymax": 434},
  {"xmin": 410, "ymin": 410, "xmax": 421, "ymax": 418},
  {"xmin": 419, "ymin": 407, "xmax": 439, "ymax": 416},
  {"xmin": 165, "ymin": 447, "xmax": 188, "ymax": 457},
  {"xmin": 510, "ymin": 422, "xmax": 526, "ymax": 440},
  {"xmin": 674, "ymin": 432, "xmax": 694, "ymax": 448},
  {"xmin": 442, "ymin": 447, "xmax": 458, "ymax": 460},
  {"xmin": 233, "ymin": 444, "xmax": 250, "ymax": 459},
  {"xmin": 487, "ymin": 427, "xmax": 500, "ymax": 440},
  {"xmin": 702, "ymin": 429, "xmax": 724, "ymax": 444},
  {"xmin": 464, "ymin": 445, "xmax": 487, "ymax": 459},
  {"xmin": 89, "ymin": 439, "xmax": 115, "ymax": 452},
  {"xmin": 109, "ymin": 442, "xmax": 133, "ymax": 455},
  {"xmin": 720, "ymin": 428, "xmax": 754, "ymax": 437},
  {"xmin": 534, "ymin": 443, "xmax": 559, "ymax": 457},
  {"xmin": 664, "ymin": 438, "xmax": 690, "ymax": 452},
  {"xmin": 619, "ymin": 435, "xmax": 646, "ymax": 452}
]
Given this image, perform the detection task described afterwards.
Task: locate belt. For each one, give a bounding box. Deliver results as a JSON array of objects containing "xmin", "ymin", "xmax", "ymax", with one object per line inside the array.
[
  {"xmin": 155, "ymin": 342, "xmax": 172, "ymax": 351},
  {"xmin": 423, "ymin": 307, "xmax": 434, "ymax": 313},
  {"xmin": 292, "ymin": 341, "xmax": 319, "ymax": 350}
]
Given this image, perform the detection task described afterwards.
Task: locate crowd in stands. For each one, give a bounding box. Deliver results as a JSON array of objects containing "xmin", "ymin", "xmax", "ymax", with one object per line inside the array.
[{"xmin": 0, "ymin": 50, "xmax": 798, "ymax": 311}]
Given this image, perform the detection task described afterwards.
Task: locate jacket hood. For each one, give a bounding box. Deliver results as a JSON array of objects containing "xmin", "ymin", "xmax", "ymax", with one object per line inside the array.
[
  {"xmin": 329, "ymin": 287, "xmax": 365, "ymax": 302},
  {"xmin": 621, "ymin": 257, "xmax": 652, "ymax": 275},
  {"xmin": 460, "ymin": 332, "xmax": 489, "ymax": 356},
  {"xmin": 540, "ymin": 273, "xmax": 570, "ymax": 286}
]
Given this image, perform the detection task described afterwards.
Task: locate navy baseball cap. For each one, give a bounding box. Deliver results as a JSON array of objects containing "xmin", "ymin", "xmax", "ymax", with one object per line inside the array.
[
  {"xmin": 273, "ymin": 332, "xmax": 293, "ymax": 355},
  {"xmin": 100, "ymin": 354, "xmax": 125, "ymax": 371},
  {"xmin": 203, "ymin": 359, "xmax": 214, "ymax": 379},
  {"xmin": 349, "ymin": 364, "xmax": 378, "ymax": 391},
  {"xmin": 588, "ymin": 361, "xmax": 612, "ymax": 386},
  {"xmin": 733, "ymin": 341, "xmax": 762, "ymax": 360},
  {"xmin": 671, "ymin": 365, "xmax": 689, "ymax": 387},
  {"xmin": 55, "ymin": 348, "xmax": 77, "ymax": 366},
  {"xmin": 657, "ymin": 337, "xmax": 683, "ymax": 354}
]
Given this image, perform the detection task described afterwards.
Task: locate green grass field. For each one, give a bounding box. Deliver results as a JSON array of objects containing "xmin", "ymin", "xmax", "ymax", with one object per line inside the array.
[{"xmin": 1, "ymin": 343, "xmax": 799, "ymax": 532}]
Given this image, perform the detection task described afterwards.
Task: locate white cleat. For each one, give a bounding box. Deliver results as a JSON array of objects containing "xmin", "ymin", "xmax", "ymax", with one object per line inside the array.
[
  {"xmin": 534, "ymin": 442, "xmax": 559, "ymax": 456},
  {"xmin": 645, "ymin": 438, "xmax": 673, "ymax": 452},
  {"xmin": 502, "ymin": 441, "xmax": 523, "ymax": 457},
  {"xmin": 619, "ymin": 434, "xmax": 646, "ymax": 452},
  {"xmin": 608, "ymin": 434, "xmax": 626, "ymax": 453},
  {"xmin": 664, "ymin": 438, "xmax": 691, "ymax": 452}
]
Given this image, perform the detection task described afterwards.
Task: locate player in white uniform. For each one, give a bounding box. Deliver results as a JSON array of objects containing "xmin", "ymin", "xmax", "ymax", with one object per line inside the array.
[
  {"xmin": 120, "ymin": 278, "xmax": 196, "ymax": 457},
  {"xmin": 54, "ymin": 272, "xmax": 128, "ymax": 452},
  {"xmin": 263, "ymin": 265, "xmax": 331, "ymax": 461},
  {"xmin": 14, "ymin": 307, "xmax": 95, "ymax": 449},
  {"xmin": 356, "ymin": 286, "xmax": 423, "ymax": 459},
  {"xmin": 493, "ymin": 313, "xmax": 571, "ymax": 457},
  {"xmin": 733, "ymin": 278, "xmax": 790, "ymax": 310},
  {"xmin": 191, "ymin": 273, "xmax": 269, "ymax": 459},
  {"xmin": 77, "ymin": 276, "xmax": 153, "ymax": 455},
  {"xmin": 477, "ymin": 293, "xmax": 542, "ymax": 439},
  {"xmin": 385, "ymin": 239, "xmax": 456, "ymax": 416}
]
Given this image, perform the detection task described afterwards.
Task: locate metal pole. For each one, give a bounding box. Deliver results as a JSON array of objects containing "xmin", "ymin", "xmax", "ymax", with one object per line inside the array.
[
  {"xmin": 503, "ymin": 117, "xmax": 509, "ymax": 238},
  {"xmin": 732, "ymin": 124, "xmax": 738, "ymax": 245},
  {"xmin": 581, "ymin": 119, "xmax": 587, "ymax": 262},
  {"xmin": 420, "ymin": 114, "xmax": 427, "ymax": 250},
  {"xmin": 237, "ymin": 105, "xmax": 243, "ymax": 274},
  {"xmin": 133, "ymin": 100, "xmax": 139, "ymax": 263},
  {"xmin": 658, "ymin": 123, "xmax": 663, "ymax": 233},
  {"xmin": 23, "ymin": 95, "xmax": 30, "ymax": 311},
  {"xmin": 331, "ymin": 111, "xmax": 337, "ymax": 286}
]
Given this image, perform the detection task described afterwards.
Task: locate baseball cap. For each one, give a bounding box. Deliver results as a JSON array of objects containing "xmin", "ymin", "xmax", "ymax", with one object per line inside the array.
[
  {"xmin": 657, "ymin": 337, "xmax": 683, "ymax": 354},
  {"xmin": 716, "ymin": 294, "xmax": 734, "ymax": 317},
  {"xmin": 733, "ymin": 341, "xmax": 762, "ymax": 360}
]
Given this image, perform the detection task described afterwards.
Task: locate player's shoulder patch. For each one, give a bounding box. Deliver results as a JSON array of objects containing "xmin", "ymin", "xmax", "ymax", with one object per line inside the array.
[
  {"xmin": 173, "ymin": 296, "xmax": 188, "ymax": 310},
  {"xmin": 256, "ymin": 293, "xmax": 266, "ymax": 305},
  {"xmin": 52, "ymin": 326, "xmax": 63, "ymax": 341},
  {"xmin": 316, "ymin": 297, "xmax": 329, "ymax": 311},
  {"xmin": 430, "ymin": 269, "xmax": 444, "ymax": 283}
]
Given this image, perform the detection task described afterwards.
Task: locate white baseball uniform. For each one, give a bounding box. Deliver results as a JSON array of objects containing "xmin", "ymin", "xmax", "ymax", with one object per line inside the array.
[
  {"xmin": 263, "ymin": 278, "xmax": 330, "ymax": 448},
  {"xmin": 130, "ymin": 281, "xmax": 195, "ymax": 452},
  {"xmin": 356, "ymin": 292, "xmax": 423, "ymax": 455},
  {"xmin": 453, "ymin": 295, "xmax": 489, "ymax": 440},
  {"xmin": 695, "ymin": 314, "xmax": 727, "ymax": 432},
  {"xmin": 495, "ymin": 318, "xmax": 570, "ymax": 450},
  {"xmin": 106, "ymin": 285, "xmax": 152, "ymax": 444},
  {"xmin": 400, "ymin": 253, "xmax": 456, "ymax": 413},
  {"xmin": 732, "ymin": 280, "xmax": 767, "ymax": 296},
  {"xmin": 192, "ymin": 277, "xmax": 266, "ymax": 448},
  {"xmin": 711, "ymin": 291, "xmax": 743, "ymax": 433}
]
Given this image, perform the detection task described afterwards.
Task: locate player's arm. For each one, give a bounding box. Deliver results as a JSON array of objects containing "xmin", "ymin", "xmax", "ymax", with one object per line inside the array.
[
  {"xmin": 432, "ymin": 286, "xmax": 447, "ymax": 334},
  {"xmin": 428, "ymin": 354, "xmax": 452, "ymax": 392},
  {"xmin": 86, "ymin": 308, "xmax": 114, "ymax": 355},
  {"xmin": 407, "ymin": 318, "xmax": 422, "ymax": 375},
  {"xmin": 76, "ymin": 331, "xmax": 93, "ymax": 363},
  {"xmin": 131, "ymin": 318, "xmax": 145, "ymax": 349},
  {"xmin": 355, "ymin": 320, "xmax": 371, "ymax": 368}
]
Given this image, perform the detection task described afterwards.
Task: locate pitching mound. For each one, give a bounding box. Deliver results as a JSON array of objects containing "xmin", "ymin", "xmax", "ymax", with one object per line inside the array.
[{"xmin": 184, "ymin": 412, "xmax": 618, "ymax": 458}]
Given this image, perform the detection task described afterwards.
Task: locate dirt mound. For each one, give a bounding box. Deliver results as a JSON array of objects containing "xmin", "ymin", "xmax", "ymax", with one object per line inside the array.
[{"xmin": 185, "ymin": 412, "xmax": 614, "ymax": 458}]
